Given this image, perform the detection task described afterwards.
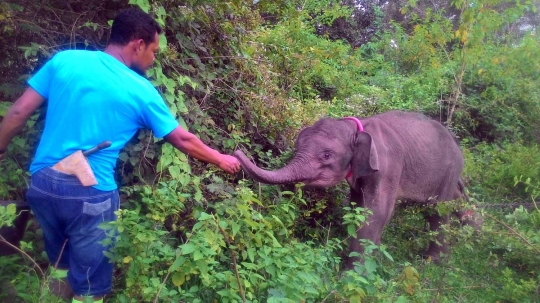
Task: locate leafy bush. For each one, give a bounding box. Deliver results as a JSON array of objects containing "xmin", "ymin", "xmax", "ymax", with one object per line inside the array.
[
  {"xmin": 1, "ymin": 0, "xmax": 540, "ymax": 302},
  {"xmin": 463, "ymin": 142, "xmax": 540, "ymax": 200}
]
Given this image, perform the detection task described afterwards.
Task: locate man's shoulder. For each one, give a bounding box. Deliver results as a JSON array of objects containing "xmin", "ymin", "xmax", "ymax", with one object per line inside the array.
[
  {"xmin": 46, "ymin": 50, "xmax": 98, "ymax": 71},
  {"xmin": 118, "ymin": 72, "xmax": 158, "ymax": 98},
  {"xmin": 54, "ymin": 50, "xmax": 159, "ymax": 99},
  {"xmin": 119, "ymin": 71, "xmax": 160, "ymax": 98},
  {"xmin": 52, "ymin": 49, "xmax": 96, "ymax": 61}
]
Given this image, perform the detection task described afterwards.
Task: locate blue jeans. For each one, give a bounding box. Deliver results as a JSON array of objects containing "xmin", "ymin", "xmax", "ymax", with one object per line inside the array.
[{"xmin": 26, "ymin": 167, "xmax": 119, "ymax": 296}]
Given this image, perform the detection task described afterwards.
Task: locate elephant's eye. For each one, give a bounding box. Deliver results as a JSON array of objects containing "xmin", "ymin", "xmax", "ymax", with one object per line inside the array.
[{"xmin": 322, "ymin": 152, "xmax": 331, "ymax": 160}]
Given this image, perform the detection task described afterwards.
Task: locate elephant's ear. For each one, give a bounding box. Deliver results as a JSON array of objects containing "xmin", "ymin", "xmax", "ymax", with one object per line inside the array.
[{"xmin": 351, "ymin": 131, "xmax": 379, "ymax": 179}]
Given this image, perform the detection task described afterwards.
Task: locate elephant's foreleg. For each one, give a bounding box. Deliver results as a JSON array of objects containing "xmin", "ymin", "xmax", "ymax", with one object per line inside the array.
[{"xmin": 346, "ymin": 187, "xmax": 396, "ymax": 269}]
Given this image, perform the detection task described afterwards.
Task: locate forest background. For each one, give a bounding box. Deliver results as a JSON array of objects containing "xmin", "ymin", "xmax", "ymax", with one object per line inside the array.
[{"xmin": 0, "ymin": 0, "xmax": 539, "ymax": 302}]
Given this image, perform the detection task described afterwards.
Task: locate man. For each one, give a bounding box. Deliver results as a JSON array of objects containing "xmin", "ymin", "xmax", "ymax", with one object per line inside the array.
[{"xmin": 0, "ymin": 7, "xmax": 240, "ymax": 302}]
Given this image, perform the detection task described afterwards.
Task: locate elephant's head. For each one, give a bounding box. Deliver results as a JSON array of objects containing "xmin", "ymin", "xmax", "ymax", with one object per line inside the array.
[{"xmin": 234, "ymin": 118, "xmax": 379, "ymax": 188}]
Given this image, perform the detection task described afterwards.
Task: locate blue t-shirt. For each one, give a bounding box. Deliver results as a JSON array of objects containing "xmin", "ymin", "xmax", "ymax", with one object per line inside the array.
[{"xmin": 28, "ymin": 50, "xmax": 179, "ymax": 191}]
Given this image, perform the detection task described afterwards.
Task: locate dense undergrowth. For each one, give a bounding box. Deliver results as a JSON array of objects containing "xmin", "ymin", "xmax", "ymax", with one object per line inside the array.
[{"xmin": 1, "ymin": 0, "xmax": 539, "ymax": 302}]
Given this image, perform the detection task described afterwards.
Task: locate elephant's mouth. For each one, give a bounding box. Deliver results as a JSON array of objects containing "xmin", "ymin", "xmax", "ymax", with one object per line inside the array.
[
  {"xmin": 303, "ymin": 172, "xmax": 348, "ymax": 188},
  {"xmin": 301, "ymin": 180, "xmax": 323, "ymax": 188}
]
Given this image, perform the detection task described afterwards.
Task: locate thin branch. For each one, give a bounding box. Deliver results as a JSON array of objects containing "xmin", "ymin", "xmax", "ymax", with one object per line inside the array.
[
  {"xmin": 154, "ymin": 270, "xmax": 171, "ymax": 303},
  {"xmin": 326, "ymin": 222, "xmax": 332, "ymax": 246},
  {"xmin": 484, "ymin": 212, "xmax": 540, "ymax": 254},
  {"xmin": 425, "ymin": 285, "xmax": 484, "ymax": 291},
  {"xmin": 70, "ymin": 11, "xmax": 88, "ymax": 48},
  {"xmin": 531, "ymin": 196, "xmax": 539, "ymax": 212},
  {"xmin": 320, "ymin": 290, "xmax": 337, "ymax": 302},
  {"xmin": 214, "ymin": 215, "xmax": 247, "ymax": 303},
  {"xmin": 138, "ymin": 131, "xmax": 154, "ymax": 182},
  {"xmin": 0, "ymin": 235, "xmax": 45, "ymax": 278},
  {"xmin": 43, "ymin": 5, "xmax": 69, "ymax": 34},
  {"xmin": 40, "ymin": 239, "xmax": 68, "ymax": 295}
]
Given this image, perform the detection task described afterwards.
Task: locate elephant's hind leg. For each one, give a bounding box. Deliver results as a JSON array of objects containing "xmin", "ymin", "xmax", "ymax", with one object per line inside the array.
[
  {"xmin": 422, "ymin": 178, "xmax": 458, "ymax": 262},
  {"xmin": 424, "ymin": 210, "xmax": 450, "ymax": 262}
]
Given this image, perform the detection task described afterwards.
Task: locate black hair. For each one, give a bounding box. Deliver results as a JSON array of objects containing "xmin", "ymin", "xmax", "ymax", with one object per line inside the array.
[{"xmin": 109, "ymin": 7, "xmax": 162, "ymax": 46}]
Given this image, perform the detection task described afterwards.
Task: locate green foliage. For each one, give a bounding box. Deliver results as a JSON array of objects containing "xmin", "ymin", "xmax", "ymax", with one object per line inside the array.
[
  {"xmin": 458, "ymin": 32, "xmax": 540, "ymax": 142},
  {"xmin": 0, "ymin": 209, "xmax": 67, "ymax": 303},
  {"xmin": 241, "ymin": 13, "xmax": 369, "ymax": 144},
  {"xmin": 463, "ymin": 142, "xmax": 540, "ymax": 200},
  {"xmin": 1, "ymin": 0, "xmax": 540, "ymax": 301},
  {"xmin": 343, "ymin": 203, "xmax": 372, "ymax": 239},
  {"xmin": 376, "ymin": 0, "xmax": 540, "ymax": 140},
  {"xmin": 0, "ymin": 203, "xmax": 17, "ymax": 227},
  {"xmin": 103, "ymin": 180, "xmax": 348, "ymax": 302},
  {"xmin": 0, "ymin": 110, "xmax": 41, "ymax": 199}
]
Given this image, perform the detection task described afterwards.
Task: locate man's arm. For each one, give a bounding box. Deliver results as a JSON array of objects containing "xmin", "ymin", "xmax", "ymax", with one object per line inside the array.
[
  {"xmin": 164, "ymin": 126, "xmax": 240, "ymax": 174},
  {"xmin": 0, "ymin": 88, "xmax": 45, "ymax": 160}
]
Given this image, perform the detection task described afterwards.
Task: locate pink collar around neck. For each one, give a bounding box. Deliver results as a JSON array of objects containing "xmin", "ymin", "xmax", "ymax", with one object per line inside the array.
[
  {"xmin": 344, "ymin": 117, "xmax": 364, "ymax": 132},
  {"xmin": 344, "ymin": 117, "xmax": 364, "ymax": 180}
]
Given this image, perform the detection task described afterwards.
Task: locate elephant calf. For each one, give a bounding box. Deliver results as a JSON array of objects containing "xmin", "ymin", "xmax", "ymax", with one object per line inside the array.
[{"xmin": 234, "ymin": 110, "xmax": 481, "ymax": 268}]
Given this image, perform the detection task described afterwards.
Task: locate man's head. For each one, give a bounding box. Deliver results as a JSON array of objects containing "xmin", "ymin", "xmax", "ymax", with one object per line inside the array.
[{"xmin": 110, "ymin": 8, "xmax": 162, "ymax": 75}]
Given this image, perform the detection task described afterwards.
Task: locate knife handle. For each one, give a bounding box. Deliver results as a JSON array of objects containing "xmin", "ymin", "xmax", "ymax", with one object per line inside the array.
[{"xmin": 83, "ymin": 140, "xmax": 112, "ymax": 157}]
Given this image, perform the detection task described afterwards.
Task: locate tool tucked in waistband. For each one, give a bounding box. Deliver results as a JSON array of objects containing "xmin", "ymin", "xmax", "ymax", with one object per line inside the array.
[{"xmin": 51, "ymin": 141, "xmax": 111, "ymax": 186}]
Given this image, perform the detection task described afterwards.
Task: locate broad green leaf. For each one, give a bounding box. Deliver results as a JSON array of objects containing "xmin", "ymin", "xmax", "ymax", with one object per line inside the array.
[
  {"xmin": 194, "ymin": 190, "xmax": 202, "ymax": 202},
  {"xmin": 157, "ymin": 154, "xmax": 173, "ymax": 172},
  {"xmin": 347, "ymin": 225, "xmax": 357, "ymax": 238},
  {"xmin": 178, "ymin": 116, "xmax": 188, "ymax": 130},
  {"xmin": 159, "ymin": 32, "xmax": 167, "ymax": 49},
  {"xmin": 193, "ymin": 249, "xmax": 203, "ymax": 261},
  {"xmin": 248, "ymin": 247, "xmax": 255, "ymax": 262},
  {"xmin": 7, "ymin": 203, "xmax": 16, "ymax": 215},
  {"xmin": 0, "ymin": 102, "xmax": 12, "ymax": 116},
  {"xmin": 178, "ymin": 173, "xmax": 190, "ymax": 186},
  {"xmin": 171, "ymin": 272, "xmax": 185, "ymax": 287},
  {"xmin": 232, "ymin": 222, "xmax": 240, "ymax": 237},
  {"xmin": 219, "ymin": 221, "xmax": 229, "ymax": 229},
  {"xmin": 122, "ymin": 256, "xmax": 133, "ymax": 264},
  {"xmin": 181, "ymin": 243, "xmax": 196, "ymax": 254},
  {"xmin": 265, "ymin": 231, "xmax": 282, "ymax": 248},
  {"xmin": 365, "ymin": 258, "xmax": 377, "ymax": 275},
  {"xmin": 129, "ymin": 0, "xmax": 150, "ymax": 12},
  {"xmin": 382, "ymin": 249, "xmax": 394, "ymax": 261},
  {"xmin": 395, "ymin": 296, "xmax": 409, "ymax": 303},
  {"xmin": 356, "ymin": 276, "xmax": 368, "ymax": 284},
  {"xmin": 198, "ymin": 212, "xmax": 213, "ymax": 221},
  {"xmin": 168, "ymin": 166, "xmax": 180, "ymax": 179},
  {"xmin": 243, "ymin": 218, "xmax": 259, "ymax": 229},
  {"xmin": 169, "ymin": 256, "xmax": 186, "ymax": 272}
]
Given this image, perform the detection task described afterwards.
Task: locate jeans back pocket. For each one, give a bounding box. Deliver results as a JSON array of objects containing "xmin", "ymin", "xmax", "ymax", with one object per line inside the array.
[{"xmin": 81, "ymin": 198, "xmax": 113, "ymax": 235}]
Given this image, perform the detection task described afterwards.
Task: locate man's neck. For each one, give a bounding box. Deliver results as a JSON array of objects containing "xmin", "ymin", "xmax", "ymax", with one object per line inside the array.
[{"xmin": 104, "ymin": 44, "xmax": 130, "ymax": 67}]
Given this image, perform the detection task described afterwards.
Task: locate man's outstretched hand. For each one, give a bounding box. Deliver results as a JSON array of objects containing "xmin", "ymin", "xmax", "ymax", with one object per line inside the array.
[{"xmin": 217, "ymin": 154, "xmax": 241, "ymax": 174}]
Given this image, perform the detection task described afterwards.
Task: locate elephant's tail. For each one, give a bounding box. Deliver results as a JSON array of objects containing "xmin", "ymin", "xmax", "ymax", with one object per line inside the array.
[
  {"xmin": 455, "ymin": 178, "xmax": 483, "ymax": 230},
  {"xmin": 458, "ymin": 178, "xmax": 469, "ymax": 202}
]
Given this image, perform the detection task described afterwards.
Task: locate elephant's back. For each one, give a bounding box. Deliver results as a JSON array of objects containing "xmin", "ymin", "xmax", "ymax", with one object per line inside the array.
[
  {"xmin": 372, "ymin": 110, "xmax": 435, "ymax": 124},
  {"xmin": 368, "ymin": 110, "xmax": 464, "ymax": 173},
  {"xmin": 372, "ymin": 110, "xmax": 454, "ymax": 140},
  {"xmin": 371, "ymin": 111, "xmax": 464, "ymax": 201}
]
